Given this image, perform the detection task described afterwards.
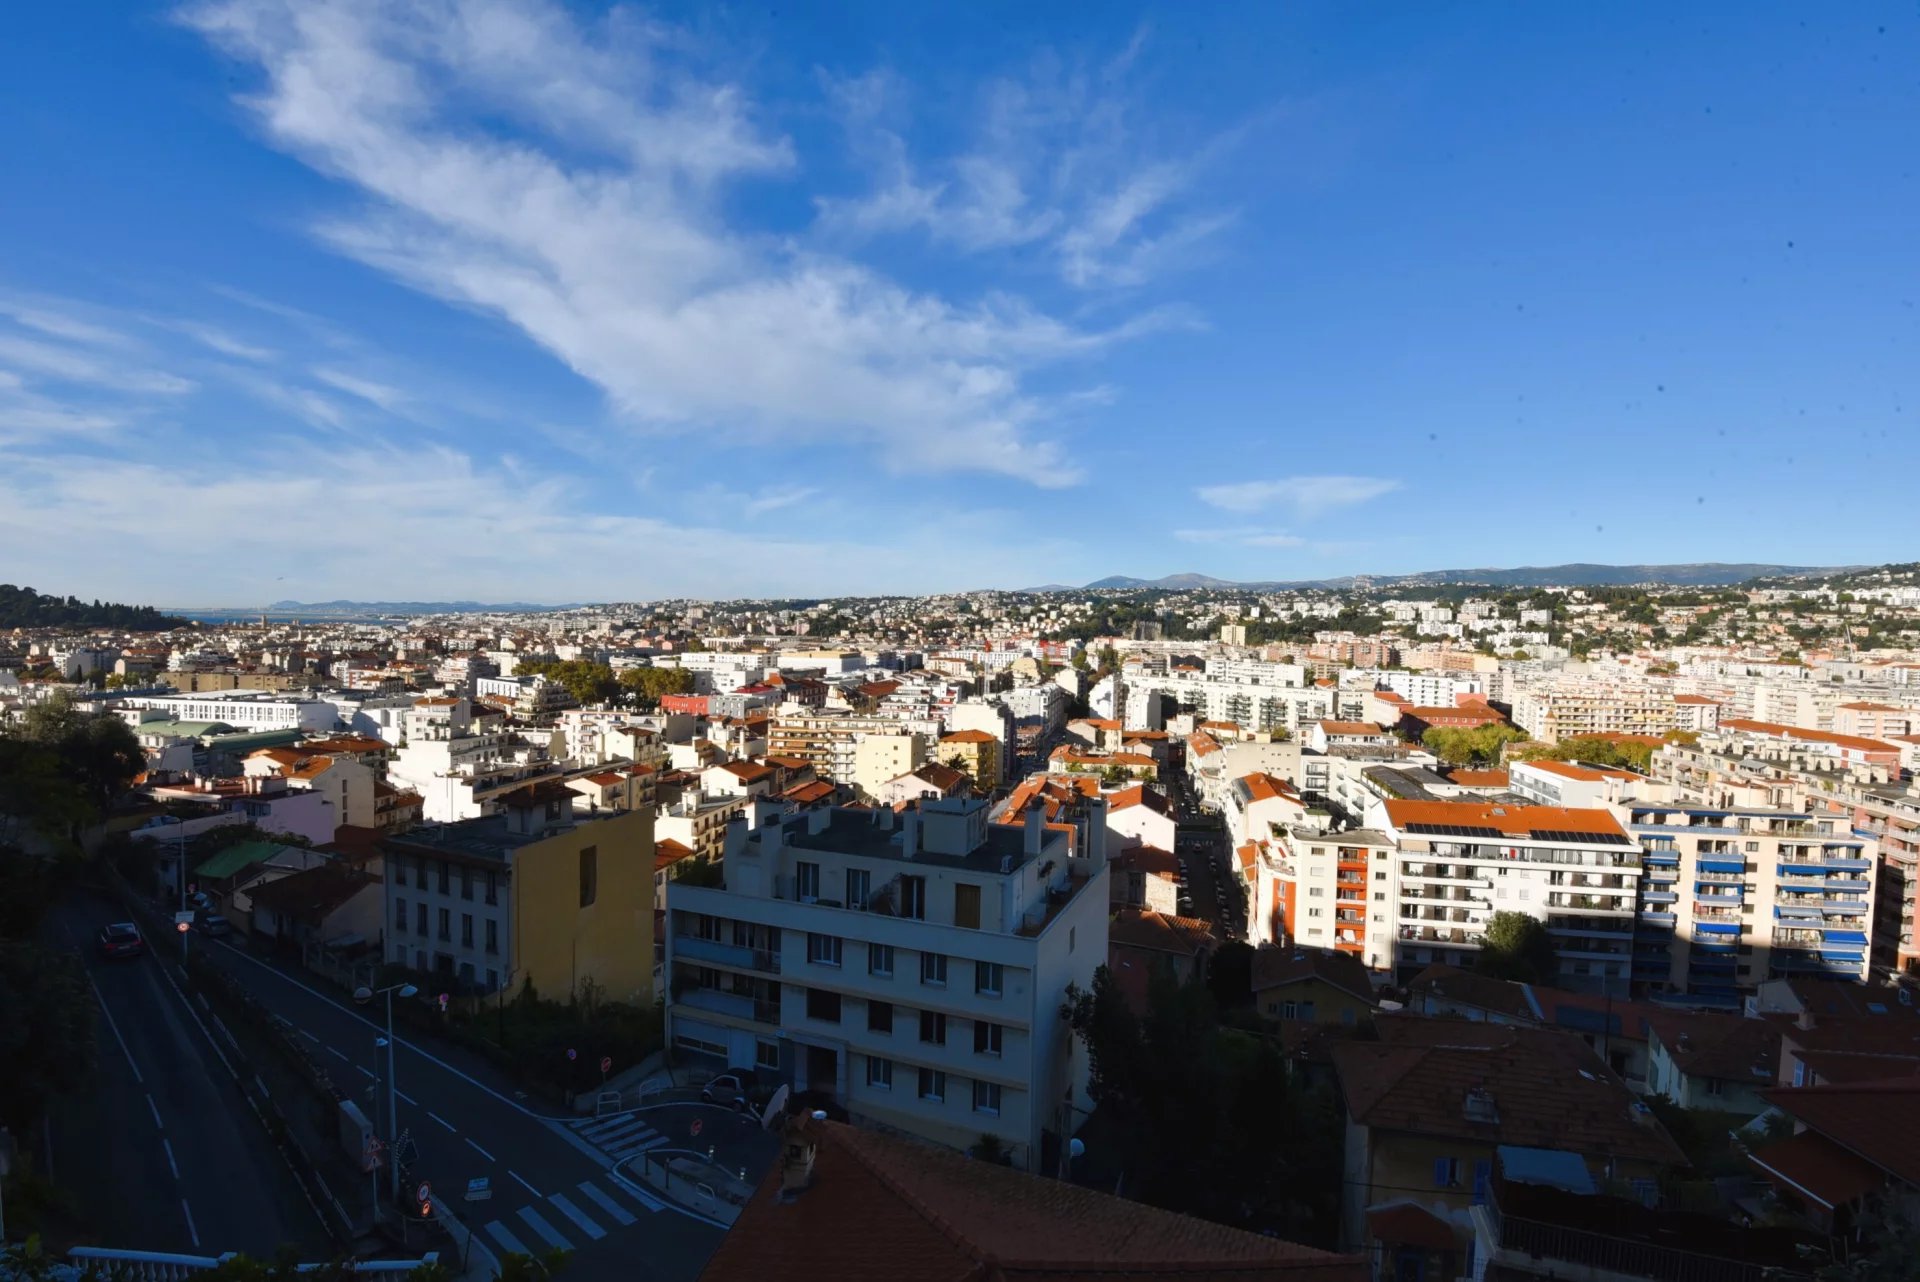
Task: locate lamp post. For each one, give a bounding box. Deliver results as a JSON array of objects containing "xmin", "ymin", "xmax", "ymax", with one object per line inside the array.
[{"xmin": 355, "ymin": 981, "xmax": 418, "ymax": 1203}]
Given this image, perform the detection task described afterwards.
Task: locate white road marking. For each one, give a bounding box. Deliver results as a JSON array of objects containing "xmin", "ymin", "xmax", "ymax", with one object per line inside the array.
[
  {"xmin": 428, "ymin": 1110, "xmax": 456, "ymax": 1132},
  {"xmin": 146, "ymin": 1094, "xmax": 164, "ymax": 1130},
  {"xmin": 87, "ymin": 976, "xmax": 144, "ymax": 1085},
  {"xmin": 326, "ymin": 1046, "xmax": 349, "ymax": 1062},
  {"xmin": 484, "ymin": 1221, "xmax": 530, "ymax": 1257},
  {"xmin": 396, "ymin": 1089, "xmax": 418, "ymax": 1105},
  {"xmin": 181, "ymin": 1198, "xmax": 201, "ymax": 1248},
  {"xmin": 162, "ymin": 1138, "xmax": 180, "ymax": 1181},
  {"xmin": 574, "ymin": 1181, "xmax": 636, "ymax": 1226},
  {"xmin": 605, "ymin": 1168, "xmax": 667, "ymax": 1214},
  {"xmin": 357, "ymin": 1066, "xmax": 377, "ymax": 1079},
  {"xmin": 546, "ymin": 1193, "xmax": 606, "ymax": 1241},
  {"xmin": 209, "ymin": 943, "xmax": 547, "ymax": 1118},
  {"xmin": 465, "ymin": 1137, "xmax": 496, "ymax": 1163},
  {"xmin": 515, "ymin": 1206, "xmax": 572, "ymax": 1252},
  {"xmin": 508, "ymin": 1170, "xmax": 542, "ymax": 1199}
]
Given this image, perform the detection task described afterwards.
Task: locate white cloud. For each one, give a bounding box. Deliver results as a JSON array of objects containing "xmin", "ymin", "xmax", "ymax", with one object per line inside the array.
[
  {"xmin": 0, "ymin": 441, "xmax": 1073, "ymax": 602},
  {"xmin": 313, "ymin": 366, "xmax": 407, "ymax": 411},
  {"xmin": 742, "ymin": 485, "xmax": 818, "ymax": 517},
  {"xmin": 0, "ymin": 333, "xmax": 195, "ymax": 396},
  {"xmin": 177, "ymin": 322, "xmax": 278, "ymax": 362},
  {"xmin": 1196, "ymin": 475, "xmax": 1400, "ymax": 519},
  {"xmin": 818, "ymin": 42, "xmax": 1240, "ymax": 288},
  {"xmin": 1173, "ymin": 527, "xmax": 1306, "ymax": 548},
  {"xmin": 178, "ymin": 0, "xmax": 1165, "ymax": 484}
]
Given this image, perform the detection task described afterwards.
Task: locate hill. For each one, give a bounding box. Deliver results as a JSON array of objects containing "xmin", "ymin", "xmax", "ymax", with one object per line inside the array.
[
  {"xmin": 266, "ymin": 599, "xmax": 576, "ymax": 614},
  {"xmin": 1054, "ymin": 562, "xmax": 1851, "ymax": 593},
  {"xmin": 0, "ymin": 585, "xmax": 187, "ymax": 631}
]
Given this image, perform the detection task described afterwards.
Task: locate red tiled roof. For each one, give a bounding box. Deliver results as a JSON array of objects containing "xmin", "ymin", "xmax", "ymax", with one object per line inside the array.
[
  {"xmin": 700, "ymin": 1117, "xmax": 1362, "ymax": 1282},
  {"xmin": 1383, "ymin": 799, "xmax": 1629, "ymax": 841},
  {"xmin": 1719, "ymin": 719, "xmax": 1899, "ymax": 755},
  {"xmin": 1762, "ymin": 1077, "xmax": 1920, "ymax": 1185},
  {"xmin": 1252, "ymin": 948, "xmax": 1375, "ymax": 1005},
  {"xmin": 939, "ymin": 729, "xmax": 997, "ymax": 744},
  {"xmin": 1748, "ymin": 1129, "xmax": 1886, "ymax": 1210},
  {"xmin": 1366, "ymin": 1203, "xmax": 1457, "ymax": 1250}
]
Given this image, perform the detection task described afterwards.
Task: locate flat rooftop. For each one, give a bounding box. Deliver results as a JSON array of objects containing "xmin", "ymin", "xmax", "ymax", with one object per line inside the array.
[
  {"xmin": 387, "ymin": 809, "xmax": 626, "ymax": 863},
  {"xmin": 782, "ymin": 809, "xmax": 1063, "ymax": 873}
]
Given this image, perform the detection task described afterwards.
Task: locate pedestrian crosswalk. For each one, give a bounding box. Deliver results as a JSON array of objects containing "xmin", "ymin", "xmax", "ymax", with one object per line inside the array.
[
  {"xmin": 479, "ymin": 1172, "xmax": 661, "ymax": 1258},
  {"xmin": 565, "ymin": 1111, "xmax": 673, "ymax": 1163}
]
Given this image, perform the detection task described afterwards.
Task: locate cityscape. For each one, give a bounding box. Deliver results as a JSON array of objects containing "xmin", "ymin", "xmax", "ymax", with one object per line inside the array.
[{"xmin": 4, "ymin": 5, "xmax": 1919, "ymax": 1282}]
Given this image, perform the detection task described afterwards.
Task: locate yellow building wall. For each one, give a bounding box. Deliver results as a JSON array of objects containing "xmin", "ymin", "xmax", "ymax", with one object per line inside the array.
[
  {"xmin": 511, "ymin": 808, "xmax": 655, "ymax": 1006},
  {"xmin": 1257, "ymin": 977, "xmax": 1373, "ymax": 1024}
]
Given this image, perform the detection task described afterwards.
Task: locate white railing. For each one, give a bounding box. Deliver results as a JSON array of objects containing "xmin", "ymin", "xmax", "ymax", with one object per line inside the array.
[{"xmin": 65, "ymin": 1251, "xmax": 438, "ymax": 1281}]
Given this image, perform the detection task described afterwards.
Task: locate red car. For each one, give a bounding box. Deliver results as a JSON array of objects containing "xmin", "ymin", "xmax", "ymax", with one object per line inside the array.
[{"xmin": 99, "ymin": 922, "xmax": 146, "ymax": 960}]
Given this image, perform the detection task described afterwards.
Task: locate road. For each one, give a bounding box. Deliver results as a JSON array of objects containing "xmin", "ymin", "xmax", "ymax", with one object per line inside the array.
[
  {"xmin": 46, "ymin": 892, "xmax": 331, "ymax": 1258},
  {"xmin": 193, "ymin": 938, "xmax": 728, "ymax": 1282},
  {"xmin": 1167, "ymin": 771, "xmax": 1246, "ymax": 942}
]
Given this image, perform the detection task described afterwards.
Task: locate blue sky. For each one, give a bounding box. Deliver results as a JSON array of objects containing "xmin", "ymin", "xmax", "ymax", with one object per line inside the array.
[{"xmin": 1, "ymin": 3, "xmax": 1914, "ymax": 605}]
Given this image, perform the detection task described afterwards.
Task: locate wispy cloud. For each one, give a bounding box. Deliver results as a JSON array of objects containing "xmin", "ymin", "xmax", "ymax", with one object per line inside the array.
[
  {"xmin": 742, "ymin": 485, "xmax": 819, "ymax": 517},
  {"xmin": 176, "ymin": 321, "xmax": 277, "ymax": 362},
  {"xmin": 1196, "ymin": 475, "xmax": 1401, "ymax": 519},
  {"xmin": 1174, "ymin": 527, "xmax": 1307, "ymax": 548},
  {"xmin": 0, "ymin": 332, "xmax": 195, "ymax": 395},
  {"xmin": 178, "ymin": 0, "xmax": 1172, "ymax": 485},
  {"xmin": 818, "ymin": 40, "xmax": 1243, "ymax": 289},
  {"xmin": 313, "ymin": 367, "xmax": 406, "ymax": 412}
]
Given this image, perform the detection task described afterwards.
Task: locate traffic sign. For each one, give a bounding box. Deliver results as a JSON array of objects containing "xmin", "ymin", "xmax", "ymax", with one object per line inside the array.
[
  {"xmin": 416, "ymin": 1180, "xmax": 432, "ymax": 1203},
  {"xmin": 600, "ymin": 1056, "xmax": 612, "ymax": 1074},
  {"xmin": 689, "ymin": 1118, "xmax": 703, "ymax": 1138},
  {"xmin": 566, "ymin": 1048, "xmax": 577, "ymax": 1061},
  {"xmin": 173, "ymin": 911, "xmax": 195, "ymax": 926},
  {"xmin": 464, "ymin": 1177, "xmax": 492, "ymax": 1203},
  {"xmin": 437, "ymin": 992, "xmax": 450, "ymax": 1012}
]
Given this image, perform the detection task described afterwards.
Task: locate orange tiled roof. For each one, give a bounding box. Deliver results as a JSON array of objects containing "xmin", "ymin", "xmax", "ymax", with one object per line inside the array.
[{"xmin": 1383, "ymin": 799, "xmax": 1628, "ymax": 840}]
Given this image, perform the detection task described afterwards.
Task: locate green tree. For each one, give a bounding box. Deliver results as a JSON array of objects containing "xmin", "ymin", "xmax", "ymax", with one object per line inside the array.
[
  {"xmin": 1821, "ymin": 1196, "xmax": 1920, "ymax": 1282},
  {"xmin": 618, "ymin": 665, "xmax": 696, "ymax": 709},
  {"xmin": 5, "ymin": 692, "xmax": 144, "ymax": 838},
  {"xmin": 1420, "ymin": 723, "xmax": 1527, "ymax": 765},
  {"xmin": 1204, "ymin": 940, "xmax": 1255, "ymax": 1011},
  {"xmin": 1475, "ymin": 911, "xmax": 1556, "ymax": 983},
  {"xmin": 0, "ymin": 939, "xmax": 98, "ymax": 1132}
]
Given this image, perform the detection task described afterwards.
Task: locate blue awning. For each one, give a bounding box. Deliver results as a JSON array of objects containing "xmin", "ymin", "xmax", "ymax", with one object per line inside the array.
[
  {"xmin": 1820, "ymin": 930, "xmax": 1868, "ymax": 943},
  {"xmin": 1698, "ymin": 858, "xmax": 1744, "ymax": 873},
  {"xmin": 1696, "ymin": 922, "xmax": 1741, "ymax": 934}
]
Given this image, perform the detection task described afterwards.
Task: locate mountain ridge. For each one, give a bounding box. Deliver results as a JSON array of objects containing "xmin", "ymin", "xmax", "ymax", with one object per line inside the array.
[{"xmin": 1063, "ymin": 562, "xmax": 1855, "ymax": 592}]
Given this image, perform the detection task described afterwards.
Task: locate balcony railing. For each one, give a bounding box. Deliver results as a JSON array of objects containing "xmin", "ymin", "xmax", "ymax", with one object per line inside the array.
[
  {"xmin": 673, "ymin": 935, "xmax": 781, "ymax": 974},
  {"xmin": 1477, "ymin": 1196, "xmax": 1812, "ymax": 1282}
]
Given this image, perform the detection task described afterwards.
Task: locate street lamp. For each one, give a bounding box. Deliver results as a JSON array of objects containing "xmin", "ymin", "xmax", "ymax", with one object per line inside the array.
[{"xmin": 355, "ymin": 981, "xmax": 418, "ymax": 1202}]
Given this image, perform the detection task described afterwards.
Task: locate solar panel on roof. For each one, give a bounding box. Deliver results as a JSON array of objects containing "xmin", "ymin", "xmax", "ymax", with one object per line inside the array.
[
  {"xmin": 1531, "ymin": 829, "xmax": 1632, "ymax": 845},
  {"xmin": 1405, "ymin": 822, "xmax": 1502, "ymax": 839}
]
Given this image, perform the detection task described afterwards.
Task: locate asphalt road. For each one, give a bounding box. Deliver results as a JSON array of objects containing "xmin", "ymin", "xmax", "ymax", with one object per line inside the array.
[
  {"xmin": 194, "ymin": 939, "xmax": 728, "ymax": 1282},
  {"xmin": 46, "ymin": 892, "xmax": 331, "ymax": 1258},
  {"xmin": 1168, "ymin": 773, "xmax": 1246, "ymax": 941}
]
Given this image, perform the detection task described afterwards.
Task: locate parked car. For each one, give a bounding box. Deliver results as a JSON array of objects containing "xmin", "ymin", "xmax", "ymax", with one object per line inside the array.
[
  {"xmin": 194, "ymin": 911, "xmax": 234, "ymax": 937},
  {"xmin": 98, "ymin": 922, "xmax": 146, "ymax": 960},
  {"xmin": 701, "ymin": 1067, "xmax": 779, "ymax": 1115},
  {"xmin": 188, "ymin": 891, "xmax": 214, "ymax": 912}
]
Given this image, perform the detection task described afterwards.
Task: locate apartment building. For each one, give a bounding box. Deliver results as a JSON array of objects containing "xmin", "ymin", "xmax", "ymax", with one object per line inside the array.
[
  {"xmin": 382, "ymin": 782, "xmax": 655, "ymax": 1003},
  {"xmin": 768, "ymin": 710, "xmax": 925, "ymax": 790},
  {"xmin": 1377, "ymin": 800, "xmax": 1642, "ymax": 995},
  {"xmin": 661, "ymin": 797, "xmax": 1108, "ymax": 1170},
  {"xmin": 936, "ymin": 729, "xmax": 1004, "ymax": 787},
  {"xmin": 1621, "ymin": 802, "xmax": 1875, "ymax": 1000},
  {"xmin": 1264, "ymin": 826, "xmax": 1396, "ymax": 963},
  {"xmin": 117, "ymin": 691, "xmax": 338, "ymax": 733},
  {"xmin": 1832, "ymin": 701, "xmax": 1916, "ymax": 740},
  {"xmin": 1509, "ymin": 681, "xmax": 1682, "ymax": 743}
]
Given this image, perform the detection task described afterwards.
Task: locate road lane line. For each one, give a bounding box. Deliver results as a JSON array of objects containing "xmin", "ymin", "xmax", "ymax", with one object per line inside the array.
[
  {"xmin": 574, "ymin": 1181, "xmax": 635, "ymax": 1227},
  {"xmin": 546, "ymin": 1193, "xmax": 606, "ymax": 1241},
  {"xmin": 181, "ymin": 1198, "xmax": 200, "ymax": 1248},
  {"xmin": 428, "ymin": 1110, "xmax": 457, "ymax": 1132},
  {"xmin": 146, "ymin": 1094, "xmax": 164, "ymax": 1130},
  {"xmin": 605, "ymin": 1169, "xmax": 667, "ymax": 1214},
  {"xmin": 357, "ymin": 1066, "xmax": 377, "ymax": 1079},
  {"xmin": 484, "ymin": 1221, "xmax": 530, "ymax": 1257},
  {"xmin": 508, "ymin": 1170, "xmax": 542, "ymax": 1199},
  {"xmin": 465, "ymin": 1137, "xmax": 496, "ymax": 1163},
  {"xmin": 396, "ymin": 1089, "xmax": 418, "ymax": 1105},
  {"xmin": 86, "ymin": 976, "xmax": 144, "ymax": 1085},
  {"xmin": 515, "ymin": 1206, "xmax": 572, "ymax": 1252},
  {"xmin": 208, "ymin": 942, "xmax": 548, "ymax": 1118},
  {"xmin": 162, "ymin": 1138, "xmax": 181, "ymax": 1181},
  {"xmin": 326, "ymin": 1046, "xmax": 350, "ymax": 1062}
]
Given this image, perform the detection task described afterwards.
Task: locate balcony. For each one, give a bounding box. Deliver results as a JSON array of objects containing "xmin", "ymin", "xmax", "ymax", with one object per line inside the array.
[
  {"xmin": 1777, "ymin": 859, "xmax": 1873, "ymax": 876},
  {"xmin": 674, "ymin": 935, "xmax": 781, "ymax": 974},
  {"xmin": 675, "ymin": 986, "xmax": 780, "ymax": 1024},
  {"xmin": 1637, "ymin": 911, "xmax": 1677, "ymax": 926}
]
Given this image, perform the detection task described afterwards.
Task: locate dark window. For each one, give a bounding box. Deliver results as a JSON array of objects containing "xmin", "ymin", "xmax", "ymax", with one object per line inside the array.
[
  {"xmin": 920, "ymin": 952, "xmax": 947, "ymax": 987},
  {"xmin": 461, "ymin": 913, "xmax": 474, "ymax": 947},
  {"xmin": 579, "ymin": 845, "xmax": 597, "ymax": 907},
  {"xmin": 415, "ymin": 902, "xmax": 427, "ymax": 936},
  {"xmin": 917, "ymin": 1067, "xmax": 945, "ymax": 1101},
  {"xmin": 414, "ymin": 858, "xmax": 427, "ymax": 890},
  {"xmin": 901, "ymin": 875, "xmax": 927, "ymax": 920},
  {"xmin": 461, "ymin": 867, "xmax": 473, "ymax": 901},
  {"xmin": 868, "ymin": 943, "xmax": 894, "ymax": 976},
  {"xmin": 973, "ymin": 1020, "xmax": 1002, "ymax": 1057},
  {"xmin": 485, "ymin": 919, "xmax": 498, "ymax": 955},
  {"xmin": 919, "ymin": 1010, "xmax": 946, "ymax": 1046},
  {"xmin": 438, "ymin": 907, "xmax": 451, "ymax": 942},
  {"xmin": 394, "ymin": 898, "xmax": 407, "ymax": 931},
  {"xmin": 975, "ymin": 961, "xmax": 1003, "ymax": 996},
  {"xmin": 485, "ymin": 871, "xmax": 498, "ymax": 906},
  {"xmin": 806, "ymin": 988, "xmax": 841, "ymax": 1023},
  {"xmin": 796, "ymin": 861, "xmax": 821, "ymax": 900},
  {"xmin": 954, "ymin": 882, "xmax": 981, "ymax": 929},
  {"xmin": 437, "ymin": 861, "xmax": 450, "ymax": 895},
  {"xmin": 846, "ymin": 867, "xmax": 871, "ymax": 909},
  {"xmin": 867, "ymin": 1000, "xmax": 892, "ymax": 1033}
]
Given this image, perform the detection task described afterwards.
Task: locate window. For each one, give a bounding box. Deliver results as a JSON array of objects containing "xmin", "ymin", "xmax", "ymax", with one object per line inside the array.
[
  {"xmin": 1373, "ymin": 892, "xmax": 1386, "ymax": 901},
  {"xmin": 866, "ymin": 1056, "xmax": 893, "ymax": 1089},
  {"xmin": 579, "ymin": 845, "xmax": 598, "ymax": 908},
  {"xmin": 1375, "ymin": 870, "xmax": 1387, "ymax": 880},
  {"xmin": 868, "ymin": 1000, "xmax": 893, "ymax": 1034},
  {"xmin": 461, "ymin": 867, "xmax": 473, "ymax": 901},
  {"xmin": 846, "ymin": 867, "xmax": 871, "ymax": 910},
  {"xmin": 900, "ymin": 875, "xmax": 927, "ymax": 920},
  {"xmin": 438, "ymin": 907, "xmax": 451, "ymax": 942},
  {"xmin": 1746, "ymin": 841, "xmax": 1760, "ymax": 852},
  {"xmin": 796, "ymin": 861, "xmax": 821, "ymax": 901},
  {"xmin": 805, "ymin": 988, "xmax": 841, "ymax": 1023},
  {"xmin": 1433, "ymin": 1157, "xmax": 1461, "ymax": 1188},
  {"xmin": 1472, "ymin": 1159, "xmax": 1492, "ymax": 1205},
  {"xmin": 920, "ymin": 1010, "xmax": 947, "ymax": 1046},
  {"xmin": 1308, "ymin": 887, "xmax": 1324, "ymax": 898},
  {"xmin": 954, "ymin": 882, "xmax": 982, "ymax": 929},
  {"xmin": 755, "ymin": 1041, "xmax": 780, "ymax": 1071},
  {"xmin": 395, "ymin": 898, "xmax": 407, "ymax": 932},
  {"xmin": 485, "ymin": 968, "xmax": 498, "ymax": 992},
  {"xmin": 415, "ymin": 858, "xmax": 427, "ymax": 890},
  {"xmin": 1069, "ymin": 926, "xmax": 1076, "ymax": 953},
  {"xmin": 1793, "ymin": 1060, "xmax": 1807, "ymax": 1087},
  {"xmin": 974, "ymin": 1021, "xmax": 1003, "ymax": 1057},
  {"xmin": 415, "ymin": 903, "xmax": 428, "ymax": 936},
  {"xmin": 972, "ymin": 1081, "xmax": 1001, "ymax": 1115},
  {"xmin": 975, "ymin": 961, "xmax": 1003, "ymax": 996},
  {"xmin": 461, "ymin": 913, "xmax": 474, "ymax": 948},
  {"xmin": 807, "ymin": 933, "xmax": 843, "ymax": 967},
  {"xmin": 485, "ymin": 871, "xmax": 498, "ymax": 905},
  {"xmin": 1306, "ymin": 908, "xmax": 1323, "ymax": 918},
  {"xmin": 917, "ymin": 1067, "xmax": 946, "ymax": 1102},
  {"xmin": 1705, "ymin": 1077, "xmax": 1724, "ymax": 1097},
  {"xmin": 485, "ymin": 919, "xmax": 498, "ymax": 955},
  {"xmin": 438, "ymin": 862, "xmax": 450, "ymax": 895},
  {"xmin": 920, "ymin": 952, "xmax": 948, "ymax": 987},
  {"xmin": 868, "ymin": 943, "xmax": 894, "ymax": 977}
]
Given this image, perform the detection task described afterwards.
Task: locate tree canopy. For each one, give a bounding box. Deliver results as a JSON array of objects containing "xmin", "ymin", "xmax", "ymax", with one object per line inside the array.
[
  {"xmin": 1475, "ymin": 910, "xmax": 1557, "ymax": 983},
  {"xmin": 0, "ymin": 584, "xmax": 186, "ymax": 630},
  {"xmin": 619, "ymin": 665, "xmax": 696, "ymax": 708},
  {"xmin": 1420, "ymin": 722, "xmax": 1528, "ymax": 765}
]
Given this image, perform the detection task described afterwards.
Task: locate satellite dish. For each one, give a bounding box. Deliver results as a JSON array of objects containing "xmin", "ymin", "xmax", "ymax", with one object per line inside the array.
[{"xmin": 761, "ymin": 1083, "xmax": 792, "ymax": 1130}]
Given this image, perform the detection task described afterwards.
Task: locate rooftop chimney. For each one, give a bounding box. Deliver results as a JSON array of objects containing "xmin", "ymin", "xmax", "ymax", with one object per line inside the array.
[
  {"xmin": 900, "ymin": 811, "xmax": 919, "ymax": 860},
  {"xmin": 1024, "ymin": 803, "xmax": 1046, "ymax": 857}
]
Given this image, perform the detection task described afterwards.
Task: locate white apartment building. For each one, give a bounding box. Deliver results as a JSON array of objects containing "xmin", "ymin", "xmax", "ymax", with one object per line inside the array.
[
  {"xmin": 662, "ymin": 797, "xmax": 1108, "ymax": 1171},
  {"xmin": 117, "ymin": 691, "xmax": 339, "ymax": 734},
  {"xmin": 388, "ymin": 698, "xmax": 559, "ymax": 822},
  {"xmin": 1510, "ymin": 680, "xmax": 1682, "ymax": 743},
  {"xmin": 1336, "ymin": 669, "xmax": 1486, "ymax": 707},
  {"xmin": 1376, "ymin": 799, "xmax": 1642, "ymax": 995}
]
